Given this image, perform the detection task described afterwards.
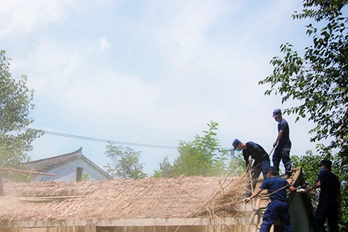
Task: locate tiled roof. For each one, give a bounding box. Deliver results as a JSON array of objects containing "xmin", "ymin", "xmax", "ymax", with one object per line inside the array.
[
  {"xmin": 22, "ymin": 148, "xmax": 112, "ymax": 179},
  {"xmin": 23, "ymin": 148, "xmax": 84, "ymax": 172}
]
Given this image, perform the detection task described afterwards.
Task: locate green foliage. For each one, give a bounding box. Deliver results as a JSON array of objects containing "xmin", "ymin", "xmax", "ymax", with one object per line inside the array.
[
  {"xmin": 337, "ymin": 157, "xmax": 348, "ymax": 230},
  {"xmin": 291, "ymin": 151, "xmax": 323, "ymax": 186},
  {"xmin": 258, "ymin": 1, "xmax": 348, "ymax": 163},
  {"xmin": 104, "ymin": 142, "xmax": 147, "ymax": 179},
  {"xmin": 153, "ymin": 156, "xmax": 173, "ymax": 178},
  {"xmin": 0, "ymin": 50, "xmax": 43, "ymax": 168},
  {"xmin": 228, "ymin": 151, "xmax": 245, "ymax": 176},
  {"xmin": 81, "ymin": 173, "xmax": 91, "ymax": 181},
  {"xmin": 170, "ymin": 121, "xmax": 228, "ymax": 177}
]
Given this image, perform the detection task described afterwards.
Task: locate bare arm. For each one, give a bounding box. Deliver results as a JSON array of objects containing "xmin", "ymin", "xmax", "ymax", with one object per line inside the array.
[
  {"xmin": 308, "ymin": 181, "xmax": 321, "ymax": 191},
  {"xmin": 250, "ymin": 188, "xmax": 263, "ymax": 199},
  {"xmin": 288, "ymin": 185, "xmax": 297, "ymax": 192}
]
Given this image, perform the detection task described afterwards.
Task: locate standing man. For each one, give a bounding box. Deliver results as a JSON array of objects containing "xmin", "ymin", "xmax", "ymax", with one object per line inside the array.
[
  {"xmin": 272, "ymin": 108, "xmax": 292, "ymax": 178},
  {"xmin": 243, "ymin": 167, "xmax": 297, "ymax": 232},
  {"xmin": 306, "ymin": 160, "xmax": 341, "ymax": 232},
  {"xmin": 232, "ymin": 139, "xmax": 270, "ymax": 196}
]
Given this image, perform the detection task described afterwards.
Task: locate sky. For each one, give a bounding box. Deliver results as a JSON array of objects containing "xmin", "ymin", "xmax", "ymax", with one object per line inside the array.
[{"xmin": 1, "ymin": 0, "xmax": 319, "ymax": 176}]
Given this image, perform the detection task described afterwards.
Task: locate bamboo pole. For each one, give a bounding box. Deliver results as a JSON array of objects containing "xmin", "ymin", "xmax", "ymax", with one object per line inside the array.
[{"xmin": 0, "ymin": 167, "xmax": 55, "ymax": 176}]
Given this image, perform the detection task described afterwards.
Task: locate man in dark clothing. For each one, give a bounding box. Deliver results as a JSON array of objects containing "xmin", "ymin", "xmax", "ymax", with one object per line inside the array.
[
  {"xmin": 232, "ymin": 139, "xmax": 270, "ymax": 195},
  {"xmin": 272, "ymin": 108, "xmax": 292, "ymax": 178},
  {"xmin": 307, "ymin": 160, "xmax": 341, "ymax": 232},
  {"xmin": 243, "ymin": 167, "xmax": 297, "ymax": 232}
]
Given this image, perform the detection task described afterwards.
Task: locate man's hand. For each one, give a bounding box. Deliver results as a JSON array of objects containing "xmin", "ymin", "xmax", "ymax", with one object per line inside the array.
[
  {"xmin": 273, "ymin": 141, "xmax": 278, "ymax": 147},
  {"xmin": 243, "ymin": 197, "xmax": 252, "ymax": 203}
]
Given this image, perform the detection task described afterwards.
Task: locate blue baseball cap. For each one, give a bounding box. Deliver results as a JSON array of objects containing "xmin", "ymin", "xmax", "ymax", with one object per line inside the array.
[
  {"xmin": 232, "ymin": 139, "xmax": 241, "ymax": 150},
  {"xmin": 318, "ymin": 160, "xmax": 332, "ymax": 169},
  {"xmin": 272, "ymin": 109, "xmax": 282, "ymax": 117}
]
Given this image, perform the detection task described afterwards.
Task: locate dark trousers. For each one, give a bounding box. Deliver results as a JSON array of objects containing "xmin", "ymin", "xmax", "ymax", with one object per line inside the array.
[
  {"xmin": 315, "ymin": 202, "xmax": 339, "ymax": 232},
  {"xmin": 273, "ymin": 141, "xmax": 292, "ymax": 175},
  {"xmin": 251, "ymin": 159, "xmax": 270, "ymax": 189},
  {"xmin": 260, "ymin": 200, "xmax": 292, "ymax": 232}
]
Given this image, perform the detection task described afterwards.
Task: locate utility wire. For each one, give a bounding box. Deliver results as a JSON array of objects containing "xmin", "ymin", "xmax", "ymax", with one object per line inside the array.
[{"xmin": 22, "ymin": 127, "xmax": 178, "ymax": 150}]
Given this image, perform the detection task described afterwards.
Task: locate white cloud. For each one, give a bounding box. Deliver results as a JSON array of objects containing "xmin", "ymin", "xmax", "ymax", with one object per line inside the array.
[
  {"xmin": 99, "ymin": 36, "xmax": 110, "ymax": 53},
  {"xmin": 0, "ymin": 0, "xmax": 68, "ymax": 38}
]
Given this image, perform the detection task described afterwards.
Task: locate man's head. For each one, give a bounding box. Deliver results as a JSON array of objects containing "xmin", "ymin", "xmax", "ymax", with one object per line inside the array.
[
  {"xmin": 318, "ymin": 160, "xmax": 332, "ymax": 170},
  {"xmin": 272, "ymin": 108, "xmax": 282, "ymax": 122},
  {"xmin": 232, "ymin": 139, "xmax": 242, "ymax": 151},
  {"xmin": 266, "ymin": 166, "xmax": 278, "ymax": 177}
]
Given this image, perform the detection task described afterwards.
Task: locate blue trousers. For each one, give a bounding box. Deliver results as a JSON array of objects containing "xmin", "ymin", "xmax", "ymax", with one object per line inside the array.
[
  {"xmin": 260, "ymin": 200, "xmax": 292, "ymax": 232},
  {"xmin": 251, "ymin": 159, "xmax": 270, "ymax": 189},
  {"xmin": 273, "ymin": 141, "xmax": 292, "ymax": 175},
  {"xmin": 315, "ymin": 202, "xmax": 339, "ymax": 232}
]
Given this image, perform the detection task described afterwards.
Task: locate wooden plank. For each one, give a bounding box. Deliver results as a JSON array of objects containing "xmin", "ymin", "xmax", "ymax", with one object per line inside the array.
[
  {"xmin": 18, "ymin": 196, "xmax": 77, "ymax": 203},
  {"xmin": 0, "ymin": 167, "xmax": 55, "ymax": 176},
  {"xmin": 0, "ymin": 217, "xmax": 257, "ymax": 228}
]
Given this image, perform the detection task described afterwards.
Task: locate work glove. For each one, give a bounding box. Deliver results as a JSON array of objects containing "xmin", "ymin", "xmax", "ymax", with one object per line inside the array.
[
  {"xmin": 296, "ymin": 188, "xmax": 307, "ymax": 193},
  {"xmin": 243, "ymin": 197, "xmax": 252, "ymax": 203}
]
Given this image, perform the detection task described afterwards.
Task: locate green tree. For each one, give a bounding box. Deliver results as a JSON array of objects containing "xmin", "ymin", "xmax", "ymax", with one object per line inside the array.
[
  {"xmin": 104, "ymin": 142, "xmax": 147, "ymax": 179},
  {"xmin": 292, "ymin": 151, "xmax": 323, "ymax": 187},
  {"xmin": 228, "ymin": 151, "xmax": 245, "ymax": 176},
  {"xmin": 153, "ymin": 156, "xmax": 173, "ymax": 178},
  {"xmin": 171, "ymin": 121, "xmax": 228, "ymax": 177},
  {"xmin": 0, "ymin": 50, "xmax": 43, "ymax": 168},
  {"xmin": 258, "ymin": 1, "xmax": 348, "ymax": 162},
  {"xmin": 81, "ymin": 173, "xmax": 91, "ymax": 181}
]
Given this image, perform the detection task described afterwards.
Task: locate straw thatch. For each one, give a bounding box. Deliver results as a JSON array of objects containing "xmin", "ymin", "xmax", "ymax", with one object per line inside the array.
[{"xmin": 0, "ymin": 174, "xmax": 250, "ymax": 223}]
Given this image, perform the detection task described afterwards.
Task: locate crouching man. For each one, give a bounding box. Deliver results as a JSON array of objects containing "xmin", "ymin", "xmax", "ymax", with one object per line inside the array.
[{"xmin": 243, "ymin": 167, "xmax": 297, "ymax": 232}]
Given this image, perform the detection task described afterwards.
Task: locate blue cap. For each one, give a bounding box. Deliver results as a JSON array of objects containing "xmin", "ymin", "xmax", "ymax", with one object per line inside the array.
[
  {"xmin": 318, "ymin": 160, "xmax": 332, "ymax": 169},
  {"xmin": 232, "ymin": 139, "xmax": 241, "ymax": 150},
  {"xmin": 272, "ymin": 108, "xmax": 282, "ymax": 117}
]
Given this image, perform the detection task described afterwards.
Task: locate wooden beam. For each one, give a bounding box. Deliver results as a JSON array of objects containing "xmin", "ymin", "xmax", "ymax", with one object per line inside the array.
[{"xmin": 0, "ymin": 167, "xmax": 55, "ymax": 176}]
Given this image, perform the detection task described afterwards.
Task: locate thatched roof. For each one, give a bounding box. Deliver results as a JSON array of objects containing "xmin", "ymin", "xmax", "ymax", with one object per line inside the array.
[{"xmin": 0, "ymin": 175, "xmax": 249, "ymax": 223}]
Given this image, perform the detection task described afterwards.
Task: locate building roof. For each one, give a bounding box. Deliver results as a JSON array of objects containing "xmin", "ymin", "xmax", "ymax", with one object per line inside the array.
[
  {"xmin": 22, "ymin": 148, "xmax": 112, "ymax": 180},
  {"xmin": 0, "ymin": 175, "xmax": 248, "ymax": 222},
  {"xmin": 0, "ymin": 168, "xmax": 314, "ymax": 231}
]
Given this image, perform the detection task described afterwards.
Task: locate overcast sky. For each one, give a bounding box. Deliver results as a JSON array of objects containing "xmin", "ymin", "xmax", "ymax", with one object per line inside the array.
[{"xmin": 1, "ymin": 1, "xmax": 319, "ymax": 176}]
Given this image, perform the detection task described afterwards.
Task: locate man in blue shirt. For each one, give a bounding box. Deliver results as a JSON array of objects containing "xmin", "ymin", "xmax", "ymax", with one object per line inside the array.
[
  {"xmin": 232, "ymin": 139, "xmax": 270, "ymax": 196},
  {"xmin": 244, "ymin": 166, "xmax": 297, "ymax": 232},
  {"xmin": 306, "ymin": 160, "xmax": 341, "ymax": 232},
  {"xmin": 272, "ymin": 108, "xmax": 292, "ymax": 178}
]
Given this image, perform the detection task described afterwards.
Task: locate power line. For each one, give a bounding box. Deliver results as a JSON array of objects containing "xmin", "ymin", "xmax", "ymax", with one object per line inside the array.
[{"xmin": 22, "ymin": 127, "xmax": 178, "ymax": 150}]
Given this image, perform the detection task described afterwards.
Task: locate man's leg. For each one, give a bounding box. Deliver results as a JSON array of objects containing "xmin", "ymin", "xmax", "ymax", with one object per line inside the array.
[
  {"xmin": 281, "ymin": 142, "xmax": 292, "ymax": 176},
  {"xmin": 251, "ymin": 162, "xmax": 262, "ymax": 190},
  {"xmin": 315, "ymin": 204, "xmax": 327, "ymax": 232},
  {"xmin": 272, "ymin": 148, "xmax": 281, "ymax": 175},
  {"xmin": 261, "ymin": 159, "xmax": 270, "ymax": 180},
  {"xmin": 327, "ymin": 203, "xmax": 339, "ymax": 232},
  {"xmin": 278, "ymin": 202, "xmax": 292, "ymax": 232},
  {"xmin": 260, "ymin": 202, "xmax": 279, "ymax": 232}
]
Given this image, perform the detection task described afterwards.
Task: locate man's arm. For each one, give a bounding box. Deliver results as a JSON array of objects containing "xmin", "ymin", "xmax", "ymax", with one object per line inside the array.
[
  {"xmin": 243, "ymin": 188, "xmax": 263, "ymax": 202},
  {"xmin": 288, "ymin": 185, "xmax": 297, "ymax": 192},
  {"xmin": 308, "ymin": 181, "xmax": 321, "ymax": 191},
  {"xmin": 337, "ymin": 188, "xmax": 342, "ymax": 209},
  {"xmin": 273, "ymin": 130, "xmax": 284, "ymax": 147}
]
